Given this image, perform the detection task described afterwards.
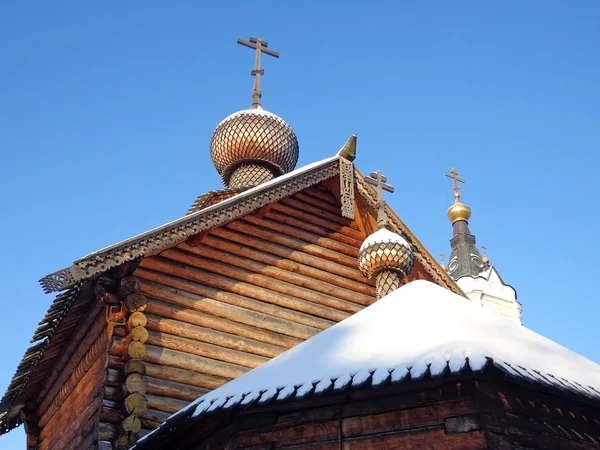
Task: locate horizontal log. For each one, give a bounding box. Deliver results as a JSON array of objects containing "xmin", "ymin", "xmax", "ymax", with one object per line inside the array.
[
  {"xmin": 109, "ymin": 355, "xmax": 125, "ymax": 371},
  {"xmin": 265, "ymin": 208, "xmax": 363, "ymax": 248},
  {"xmin": 125, "ymin": 359, "xmax": 147, "ymax": 375},
  {"xmin": 280, "ymin": 196, "xmax": 358, "ymax": 230},
  {"xmin": 107, "ymin": 368, "xmax": 123, "ymax": 385},
  {"xmin": 131, "ymin": 326, "xmax": 149, "ymax": 343},
  {"xmin": 146, "ymin": 375, "xmax": 208, "ymax": 402},
  {"xmin": 98, "ymin": 422, "xmax": 117, "ymax": 441},
  {"xmin": 100, "ymin": 406, "xmax": 122, "ymax": 424},
  {"xmin": 111, "ymin": 336, "xmax": 127, "ymax": 357},
  {"xmin": 211, "ymin": 226, "xmax": 371, "ymax": 286},
  {"xmin": 144, "ymin": 361, "xmax": 227, "ymax": 391},
  {"xmin": 159, "ymin": 250, "xmax": 346, "ymax": 324},
  {"xmin": 140, "ymin": 284, "xmax": 300, "ymax": 350},
  {"xmin": 125, "ymin": 373, "xmax": 148, "ymax": 394},
  {"xmin": 122, "ymin": 415, "xmax": 141, "ymax": 433},
  {"xmin": 125, "ymin": 393, "xmax": 148, "ymax": 416},
  {"xmin": 293, "ymin": 191, "xmax": 344, "ymax": 215},
  {"xmin": 146, "ymin": 393, "xmax": 189, "ymax": 414},
  {"xmin": 179, "ymin": 242, "xmax": 365, "ymax": 311},
  {"xmin": 137, "ymin": 267, "xmax": 323, "ymax": 338},
  {"xmin": 244, "ymin": 214, "xmax": 359, "ymax": 257},
  {"xmin": 146, "ymin": 328, "xmax": 268, "ymax": 369},
  {"xmin": 128, "ymin": 311, "xmax": 147, "ymax": 329},
  {"xmin": 37, "ymin": 304, "xmax": 106, "ymax": 415},
  {"xmin": 128, "ymin": 341, "xmax": 148, "ymax": 359},
  {"xmin": 144, "ymin": 308, "xmax": 285, "ymax": 358},
  {"xmin": 146, "ymin": 344, "xmax": 248, "ymax": 380},
  {"xmin": 119, "ymin": 276, "xmax": 142, "ymax": 298},
  {"xmin": 272, "ymin": 201, "xmax": 364, "ymax": 240},
  {"xmin": 202, "ymin": 231, "xmax": 374, "ymax": 298},
  {"xmin": 229, "ymin": 220, "xmax": 359, "ymax": 269},
  {"xmin": 141, "ymin": 408, "xmax": 170, "ymax": 430},
  {"xmin": 124, "ymin": 293, "xmax": 147, "ymax": 312}
]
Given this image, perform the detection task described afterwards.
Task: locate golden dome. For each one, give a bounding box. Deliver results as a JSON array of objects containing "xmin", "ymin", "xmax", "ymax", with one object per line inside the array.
[
  {"xmin": 210, "ymin": 107, "xmax": 299, "ymax": 187},
  {"xmin": 482, "ymin": 256, "xmax": 490, "ymax": 265},
  {"xmin": 447, "ymin": 192, "xmax": 472, "ymax": 223}
]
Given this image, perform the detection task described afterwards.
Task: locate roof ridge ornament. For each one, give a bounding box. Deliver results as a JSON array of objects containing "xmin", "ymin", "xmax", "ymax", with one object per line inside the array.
[{"xmin": 237, "ymin": 36, "xmax": 280, "ymax": 109}]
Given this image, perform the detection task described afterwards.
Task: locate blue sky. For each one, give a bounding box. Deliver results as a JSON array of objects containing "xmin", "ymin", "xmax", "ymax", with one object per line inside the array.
[{"xmin": 1, "ymin": 1, "xmax": 599, "ymax": 447}]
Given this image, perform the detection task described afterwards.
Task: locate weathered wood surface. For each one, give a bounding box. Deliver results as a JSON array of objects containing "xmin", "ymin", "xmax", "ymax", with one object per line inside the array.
[{"xmin": 126, "ymin": 188, "xmax": 375, "ymax": 431}]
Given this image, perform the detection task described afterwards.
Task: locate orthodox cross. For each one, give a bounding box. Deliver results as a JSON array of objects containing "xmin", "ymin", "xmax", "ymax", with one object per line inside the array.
[
  {"xmin": 444, "ymin": 167, "xmax": 465, "ymax": 195},
  {"xmin": 439, "ymin": 253, "xmax": 446, "ymax": 268},
  {"xmin": 237, "ymin": 36, "xmax": 280, "ymax": 108},
  {"xmin": 365, "ymin": 171, "xmax": 394, "ymax": 227},
  {"xmin": 480, "ymin": 245, "xmax": 487, "ymax": 255}
]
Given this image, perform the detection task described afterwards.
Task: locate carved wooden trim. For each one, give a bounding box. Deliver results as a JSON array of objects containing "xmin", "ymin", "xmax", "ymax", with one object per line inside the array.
[{"xmin": 339, "ymin": 157, "xmax": 355, "ymax": 219}]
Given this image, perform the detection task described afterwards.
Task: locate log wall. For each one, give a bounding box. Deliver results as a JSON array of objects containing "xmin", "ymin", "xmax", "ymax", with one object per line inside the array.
[
  {"xmin": 35, "ymin": 306, "xmax": 110, "ymax": 450},
  {"xmin": 130, "ymin": 187, "xmax": 378, "ymax": 434},
  {"xmin": 157, "ymin": 379, "xmax": 600, "ymax": 450}
]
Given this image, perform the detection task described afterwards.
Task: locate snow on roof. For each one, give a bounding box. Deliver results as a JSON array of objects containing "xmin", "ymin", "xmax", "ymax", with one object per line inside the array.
[{"xmin": 136, "ymin": 280, "xmax": 600, "ymax": 446}]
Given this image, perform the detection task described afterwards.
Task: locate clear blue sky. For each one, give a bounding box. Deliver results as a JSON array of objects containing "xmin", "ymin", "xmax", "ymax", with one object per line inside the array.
[{"xmin": 1, "ymin": 1, "xmax": 599, "ymax": 447}]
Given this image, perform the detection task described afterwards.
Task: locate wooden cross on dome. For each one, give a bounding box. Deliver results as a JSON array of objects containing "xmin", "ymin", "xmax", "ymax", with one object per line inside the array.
[
  {"xmin": 365, "ymin": 170, "xmax": 394, "ymax": 228},
  {"xmin": 237, "ymin": 36, "xmax": 280, "ymax": 109}
]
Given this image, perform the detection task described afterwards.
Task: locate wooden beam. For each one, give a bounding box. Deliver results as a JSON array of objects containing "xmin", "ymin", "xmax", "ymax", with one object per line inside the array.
[
  {"xmin": 146, "ymin": 393, "xmax": 189, "ymax": 415},
  {"xmin": 146, "ymin": 375, "xmax": 208, "ymax": 402}
]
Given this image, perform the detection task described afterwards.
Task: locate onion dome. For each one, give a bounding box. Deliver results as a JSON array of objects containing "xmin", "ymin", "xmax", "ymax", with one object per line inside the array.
[
  {"xmin": 447, "ymin": 191, "xmax": 472, "ymax": 223},
  {"xmin": 358, "ymin": 228, "xmax": 414, "ymax": 280},
  {"xmin": 210, "ymin": 107, "xmax": 299, "ymax": 188}
]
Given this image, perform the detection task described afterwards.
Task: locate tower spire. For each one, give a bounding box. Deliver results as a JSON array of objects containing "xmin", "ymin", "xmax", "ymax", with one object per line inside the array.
[
  {"xmin": 237, "ymin": 37, "xmax": 280, "ymax": 109},
  {"xmin": 444, "ymin": 167, "xmax": 484, "ymax": 280}
]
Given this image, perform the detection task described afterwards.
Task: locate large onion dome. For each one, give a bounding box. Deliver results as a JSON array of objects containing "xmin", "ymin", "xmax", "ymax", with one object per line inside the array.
[
  {"xmin": 210, "ymin": 107, "xmax": 299, "ymax": 188},
  {"xmin": 358, "ymin": 228, "xmax": 414, "ymax": 280}
]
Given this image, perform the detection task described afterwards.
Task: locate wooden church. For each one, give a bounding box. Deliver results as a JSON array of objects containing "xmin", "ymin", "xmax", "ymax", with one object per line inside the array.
[{"xmin": 1, "ymin": 36, "xmax": 600, "ymax": 450}]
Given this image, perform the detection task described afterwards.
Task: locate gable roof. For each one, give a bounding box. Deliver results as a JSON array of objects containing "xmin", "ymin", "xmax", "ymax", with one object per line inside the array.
[{"xmin": 135, "ymin": 279, "xmax": 600, "ymax": 448}]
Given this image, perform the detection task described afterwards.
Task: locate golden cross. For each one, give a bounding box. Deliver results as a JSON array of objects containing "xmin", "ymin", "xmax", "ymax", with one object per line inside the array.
[
  {"xmin": 237, "ymin": 36, "xmax": 280, "ymax": 108},
  {"xmin": 439, "ymin": 253, "xmax": 446, "ymax": 266},
  {"xmin": 481, "ymin": 245, "xmax": 487, "ymax": 256},
  {"xmin": 444, "ymin": 167, "xmax": 465, "ymax": 194}
]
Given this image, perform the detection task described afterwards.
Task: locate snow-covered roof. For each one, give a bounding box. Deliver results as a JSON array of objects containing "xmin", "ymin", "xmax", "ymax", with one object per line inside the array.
[{"xmin": 136, "ymin": 281, "xmax": 600, "ymax": 447}]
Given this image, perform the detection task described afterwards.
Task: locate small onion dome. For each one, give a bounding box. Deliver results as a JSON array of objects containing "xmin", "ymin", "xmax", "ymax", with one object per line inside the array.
[
  {"xmin": 482, "ymin": 255, "xmax": 490, "ymax": 265},
  {"xmin": 358, "ymin": 228, "xmax": 414, "ymax": 280},
  {"xmin": 447, "ymin": 192, "xmax": 472, "ymax": 223},
  {"xmin": 210, "ymin": 107, "xmax": 299, "ymax": 187}
]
